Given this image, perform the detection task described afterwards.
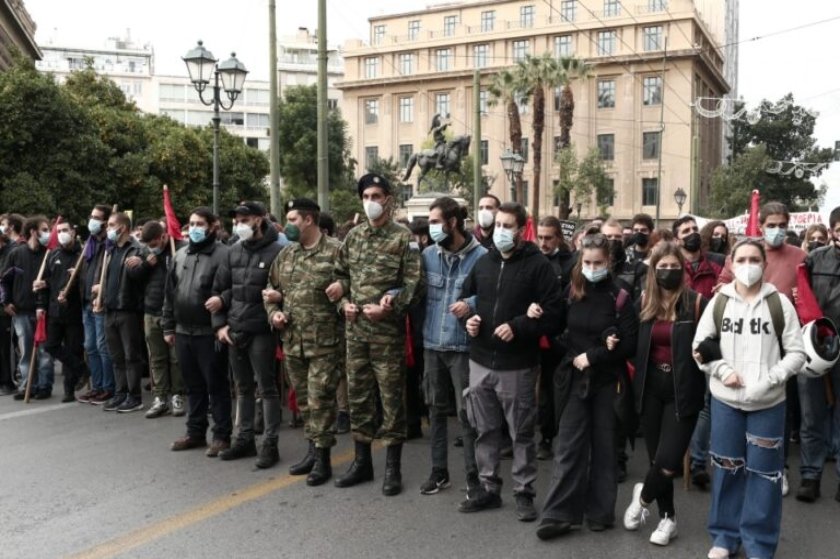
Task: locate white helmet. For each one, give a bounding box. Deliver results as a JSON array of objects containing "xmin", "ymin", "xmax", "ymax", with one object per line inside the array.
[{"xmin": 800, "ymin": 317, "xmax": 840, "ymax": 378}]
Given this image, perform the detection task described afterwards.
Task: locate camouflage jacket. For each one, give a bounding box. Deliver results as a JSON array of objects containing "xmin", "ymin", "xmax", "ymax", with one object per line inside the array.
[
  {"xmin": 265, "ymin": 233, "xmax": 342, "ymax": 357},
  {"xmin": 334, "ymin": 220, "xmax": 424, "ymax": 342}
]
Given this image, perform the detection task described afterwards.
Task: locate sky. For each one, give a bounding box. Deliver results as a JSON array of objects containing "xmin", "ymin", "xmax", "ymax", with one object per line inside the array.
[{"xmin": 23, "ymin": 0, "xmax": 840, "ymax": 215}]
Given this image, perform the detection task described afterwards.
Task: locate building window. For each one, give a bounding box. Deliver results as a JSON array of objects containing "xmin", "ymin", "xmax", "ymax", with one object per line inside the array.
[
  {"xmin": 520, "ymin": 5, "xmax": 535, "ymax": 28},
  {"xmin": 399, "ymin": 144, "xmax": 414, "ymax": 168},
  {"xmin": 515, "ymin": 91, "xmax": 529, "ymax": 115},
  {"xmin": 399, "ymin": 53, "xmax": 414, "ymax": 75},
  {"xmin": 160, "ymin": 84, "xmax": 186, "ymax": 102},
  {"xmin": 480, "ymin": 140, "xmax": 489, "ymax": 165},
  {"xmin": 648, "ymin": 0, "xmax": 667, "ymax": 12},
  {"xmin": 246, "ymin": 88, "xmax": 270, "ymax": 105},
  {"xmin": 399, "ymin": 96, "xmax": 414, "ymax": 123},
  {"xmin": 643, "ymin": 131, "xmax": 660, "ymax": 159},
  {"xmin": 246, "ymin": 113, "xmax": 270, "ymax": 128},
  {"xmin": 373, "ymin": 25, "xmax": 386, "ymax": 45},
  {"xmin": 479, "ymin": 89, "xmax": 488, "ymax": 115},
  {"xmin": 481, "ymin": 10, "xmax": 495, "ymax": 32},
  {"xmin": 327, "ymin": 98, "xmax": 338, "ymax": 110},
  {"xmin": 560, "ymin": 0, "xmax": 576, "ymax": 22},
  {"xmin": 597, "ymin": 134, "xmax": 615, "ymax": 161},
  {"xmin": 555, "ymin": 35, "xmax": 572, "ymax": 57},
  {"xmin": 365, "ymin": 146, "xmax": 379, "ymax": 170},
  {"xmin": 408, "ymin": 20, "xmax": 420, "ymax": 40},
  {"xmin": 512, "ymin": 40, "xmax": 529, "ymax": 62},
  {"xmin": 219, "ymin": 112, "xmax": 245, "ymax": 126},
  {"xmin": 554, "ymin": 135, "xmax": 562, "ymax": 157},
  {"xmin": 444, "ymin": 15, "xmax": 458, "ymax": 36},
  {"xmin": 474, "ymin": 44, "xmax": 489, "ymax": 69},
  {"xmin": 364, "ymin": 57, "xmax": 379, "ymax": 79},
  {"xmin": 364, "ymin": 99, "xmax": 379, "ymax": 125},
  {"xmin": 642, "ymin": 178, "xmax": 659, "ymax": 206},
  {"xmin": 436, "ymin": 48, "xmax": 452, "ymax": 72},
  {"xmin": 435, "ymin": 92, "xmax": 450, "ymax": 116},
  {"xmin": 520, "ymin": 138, "xmax": 529, "ymax": 162},
  {"xmin": 597, "ymin": 30, "xmax": 617, "ymax": 56},
  {"xmin": 643, "ymin": 26, "xmax": 663, "ymax": 51},
  {"xmin": 597, "ymin": 79, "xmax": 616, "ymax": 109},
  {"xmin": 604, "ymin": 0, "xmax": 620, "ymax": 17},
  {"xmin": 643, "ymin": 75, "xmax": 662, "ymax": 105}
]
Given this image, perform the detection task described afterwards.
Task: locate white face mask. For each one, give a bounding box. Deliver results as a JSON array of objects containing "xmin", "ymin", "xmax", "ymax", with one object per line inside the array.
[
  {"xmin": 363, "ymin": 200, "xmax": 384, "ymax": 221},
  {"xmin": 235, "ymin": 222, "xmax": 254, "ymax": 242},
  {"xmin": 477, "ymin": 209, "xmax": 495, "ymax": 229},
  {"xmin": 58, "ymin": 232, "xmax": 72, "ymax": 246},
  {"xmin": 734, "ymin": 263, "xmax": 763, "ymax": 288}
]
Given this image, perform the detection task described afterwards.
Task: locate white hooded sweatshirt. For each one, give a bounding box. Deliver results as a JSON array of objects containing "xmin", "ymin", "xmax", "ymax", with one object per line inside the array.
[{"xmin": 692, "ymin": 282, "xmax": 806, "ymax": 412}]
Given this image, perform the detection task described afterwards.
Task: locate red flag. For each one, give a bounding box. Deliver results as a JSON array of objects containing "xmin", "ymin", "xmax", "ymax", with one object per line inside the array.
[
  {"xmin": 522, "ymin": 216, "xmax": 536, "ymax": 242},
  {"xmin": 46, "ymin": 216, "xmax": 62, "ymax": 250},
  {"xmin": 745, "ymin": 189, "xmax": 760, "ymax": 237},
  {"xmin": 34, "ymin": 312, "xmax": 47, "ymax": 345},
  {"xmin": 163, "ymin": 185, "xmax": 184, "ymax": 241}
]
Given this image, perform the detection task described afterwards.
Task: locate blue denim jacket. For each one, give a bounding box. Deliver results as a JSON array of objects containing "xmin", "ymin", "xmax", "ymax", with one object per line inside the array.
[{"xmin": 422, "ymin": 235, "xmax": 486, "ymax": 352}]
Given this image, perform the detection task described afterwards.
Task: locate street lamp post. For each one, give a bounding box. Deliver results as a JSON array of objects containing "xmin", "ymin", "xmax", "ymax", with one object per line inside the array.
[
  {"xmin": 500, "ymin": 148, "xmax": 525, "ymax": 203},
  {"xmin": 575, "ymin": 201, "xmax": 582, "ymax": 223},
  {"xmin": 183, "ymin": 41, "xmax": 249, "ymax": 214},
  {"xmin": 674, "ymin": 187, "xmax": 687, "ymax": 216}
]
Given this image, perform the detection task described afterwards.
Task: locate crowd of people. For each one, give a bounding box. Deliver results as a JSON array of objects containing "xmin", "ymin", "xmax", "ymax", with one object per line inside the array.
[{"xmin": 1, "ymin": 174, "xmax": 839, "ymax": 559}]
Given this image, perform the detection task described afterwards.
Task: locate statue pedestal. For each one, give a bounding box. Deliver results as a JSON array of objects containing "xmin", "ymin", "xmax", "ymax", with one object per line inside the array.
[{"xmin": 404, "ymin": 191, "xmax": 467, "ymax": 222}]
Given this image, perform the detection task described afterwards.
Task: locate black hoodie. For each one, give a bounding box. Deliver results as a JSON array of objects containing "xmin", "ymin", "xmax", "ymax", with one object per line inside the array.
[{"xmin": 460, "ymin": 242, "xmax": 563, "ymax": 370}]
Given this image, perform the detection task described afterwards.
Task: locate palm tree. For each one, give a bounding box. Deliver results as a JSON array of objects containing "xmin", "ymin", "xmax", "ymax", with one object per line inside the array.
[
  {"xmin": 555, "ymin": 56, "xmax": 591, "ymax": 218},
  {"xmin": 487, "ymin": 69, "xmax": 524, "ymax": 204}
]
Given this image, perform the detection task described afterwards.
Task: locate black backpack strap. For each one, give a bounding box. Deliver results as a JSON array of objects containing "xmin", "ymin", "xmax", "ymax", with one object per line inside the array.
[
  {"xmin": 766, "ymin": 291, "xmax": 786, "ymax": 357},
  {"xmin": 713, "ymin": 293, "xmax": 729, "ymax": 336}
]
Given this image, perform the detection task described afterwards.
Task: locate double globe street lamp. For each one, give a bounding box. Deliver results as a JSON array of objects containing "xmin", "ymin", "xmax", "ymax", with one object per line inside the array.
[
  {"xmin": 500, "ymin": 148, "xmax": 525, "ymax": 203},
  {"xmin": 182, "ymin": 41, "xmax": 249, "ymax": 214}
]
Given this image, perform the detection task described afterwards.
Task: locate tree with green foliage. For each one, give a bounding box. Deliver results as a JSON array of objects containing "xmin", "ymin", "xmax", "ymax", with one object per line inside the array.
[
  {"xmin": 487, "ymin": 69, "xmax": 524, "ymax": 203},
  {"xmin": 708, "ymin": 144, "xmax": 773, "ymax": 218},
  {"xmin": 554, "ymin": 145, "xmax": 614, "ymax": 217}
]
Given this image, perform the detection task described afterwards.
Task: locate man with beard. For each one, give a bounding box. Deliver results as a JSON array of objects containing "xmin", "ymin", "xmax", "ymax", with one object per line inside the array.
[
  {"xmin": 472, "ymin": 194, "xmax": 501, "ymax": 250},
  {"xmin": 626, "ymin": 213, "xmax": 654, "ymax": 265},
  {"xmin": 673, "ymin": 216, "xmax": 721, "ymax": 300}
]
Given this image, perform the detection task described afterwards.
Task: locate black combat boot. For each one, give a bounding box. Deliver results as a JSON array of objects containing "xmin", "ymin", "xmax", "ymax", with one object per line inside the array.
[
  {"xmin": 289, "ymin": 440, "xmax": 316, "ymax": 475},
  {"xmin": 382, "ymin": 443, "xmax": 403, "ymax": 496},
  {"xmin": 306, "ymin": 446, "xmax": 332, "ymax": 486},
  {"xmin": 255, "ymin": 438, "xmax": 280, "ymax": 469},
  {"xmin": 334, "ymin": 441, "xmax": 373, "ymax": 488}
]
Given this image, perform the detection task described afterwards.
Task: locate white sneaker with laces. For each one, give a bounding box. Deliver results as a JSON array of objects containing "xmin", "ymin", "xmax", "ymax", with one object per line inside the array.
[
  {"xmin": 623, "ymin": 482, "xmax": 650, "ymax": 530},
  {"xmin": 649, "ymin": 515, "xmax": 677, "ymax": 546},
  {"xmin": 171, "ymin": 394, "xmax": 186, "ymax": 417},
  {"xmin": 144, "ymin": 396, "xmax": 168, "ymax": 418},
  {"xmin": 782, "ymin": 469, "xmax": 790, "ymax": 497}
]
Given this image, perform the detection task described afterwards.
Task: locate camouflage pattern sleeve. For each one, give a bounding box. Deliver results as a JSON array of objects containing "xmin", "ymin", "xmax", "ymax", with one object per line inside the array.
[
  {"xmin": 264, "ymin": 247, "xmax": 286, "ymax": 322},
  {"xmin": 391, "ymin": 238, "xmax": 424, "ymax": 316}
]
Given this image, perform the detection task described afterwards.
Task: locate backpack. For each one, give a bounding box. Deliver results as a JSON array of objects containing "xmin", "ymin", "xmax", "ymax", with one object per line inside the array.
[{"xmin": 712, "ymin": 291, "xmax": 785, "ymax": 356}]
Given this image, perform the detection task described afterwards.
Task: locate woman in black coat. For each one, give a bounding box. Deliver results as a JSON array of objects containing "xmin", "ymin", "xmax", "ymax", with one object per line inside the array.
[{"xmin": 622, "ymin": 241, "xmax": 707, "ymax": 547}]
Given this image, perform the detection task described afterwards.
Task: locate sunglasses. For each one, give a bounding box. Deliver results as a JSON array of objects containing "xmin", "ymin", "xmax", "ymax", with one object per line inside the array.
[{"xmin": 581, "ymin": 234, "xmax": 609, "ymax": 248}]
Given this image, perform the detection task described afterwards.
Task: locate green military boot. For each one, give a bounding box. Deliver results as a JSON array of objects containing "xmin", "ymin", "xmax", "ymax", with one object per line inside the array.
[
  {"xmin": 306, "ymin": 447, "xmax": 332, "ymax": 486},
  {"xmin": 382, "ymin": 443, "xmax": 403, "ymax": 496},
  {"xmin": 334, "ymin": 441, "xmax": 373, "ymax": 488}
]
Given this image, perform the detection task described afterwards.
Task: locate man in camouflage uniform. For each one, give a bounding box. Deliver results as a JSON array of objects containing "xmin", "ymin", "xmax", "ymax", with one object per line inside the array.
[
  {"xmin": 326, "ymin": 173, "xmax": 424, "ymax": 496},
  {"xmin": 264, "ymin": 198, "xmax": 341, "ymax": 486}
]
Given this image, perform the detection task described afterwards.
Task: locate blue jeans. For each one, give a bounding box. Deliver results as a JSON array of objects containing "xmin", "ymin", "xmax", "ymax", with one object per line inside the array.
[
  {"xmin": 798, "ymin": 363, "xmax": 840, "ymax": 481},
  {"xmin": 690, "ymin": 388, "xmax": 711, "ymax": 470},
  {"xmin": 12, "ymin": 313, "xmax": 54, "ymax": 393},
  {"xmin": 709, "ymin": 398, "xmax": 785, "ymax": 559},
  {"xmin": 83, "ymin": 304, "xmax": 114, "ymax": 392}
]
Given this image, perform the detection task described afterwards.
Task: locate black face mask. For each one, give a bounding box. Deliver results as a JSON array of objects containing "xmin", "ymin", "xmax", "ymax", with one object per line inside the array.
[
  {"xmin": 655, "ymin": 268, "xmax": 684, "ymax": 291},
  {"xmin": 634, "ymin": 231, "xmax": 649, "ymax": 248},
  {"xmin": 609, "ymin": 239, "xmax": 625, "ymax": 263},
  {"xmin": 807, "ymin": 241, "xmax": 826, "ymax": 252},
  {"xmin": 709, "ymin": 237, "xmax": 725, "ymax": 254},
  {"xmin": 682, "ymin": 232, "xmax": 701, "ymax": 253}
]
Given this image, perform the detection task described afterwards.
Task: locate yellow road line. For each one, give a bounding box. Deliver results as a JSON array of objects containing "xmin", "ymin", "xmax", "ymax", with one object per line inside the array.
[{"xmin": 69, "ymin": 446, "xmax": 361, "ymax": 559}]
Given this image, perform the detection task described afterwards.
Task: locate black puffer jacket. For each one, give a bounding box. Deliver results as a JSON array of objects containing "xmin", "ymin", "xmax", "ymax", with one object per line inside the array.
[
  {"xmin": 633, "ymin": 289, "xmax": 708, "ymax": 419},
  {"xmin": 546, "ymin": 247, "xmax": 577, "ymax": 291},
  {"xmin": 460, "ymin": 242, "xmax": 563, "ymax": 370},
  {"xmin": 162, "ymin": 236, "xmax": 229, "ymax": 337},
  {"xmin": 212, "ymin": 224, "xmax": 282, "ymax": 334},
  {"xmin": 36, "ymin": 242, "xmax": 82, "ymax": 320}
]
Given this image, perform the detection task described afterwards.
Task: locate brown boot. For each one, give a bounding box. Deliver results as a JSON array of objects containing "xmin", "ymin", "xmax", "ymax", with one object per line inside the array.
[
  {"xmin": 206, "ymin": 439, "xmax": 231, "ymax": 457},
  {"xmin": 170, "ymin": 436, "xmax": 207, "ymax": 451}
]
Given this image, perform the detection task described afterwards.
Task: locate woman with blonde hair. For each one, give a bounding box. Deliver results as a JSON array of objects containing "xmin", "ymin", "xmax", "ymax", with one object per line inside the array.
[{"xmin": 801, "ymin": 223, "xmax": 828, "ymax": 253}]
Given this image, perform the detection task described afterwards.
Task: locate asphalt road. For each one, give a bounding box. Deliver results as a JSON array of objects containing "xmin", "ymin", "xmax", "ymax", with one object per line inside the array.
[{"xmin": 2, "ymin": 390, "xmax": 839, "ymax": 559}]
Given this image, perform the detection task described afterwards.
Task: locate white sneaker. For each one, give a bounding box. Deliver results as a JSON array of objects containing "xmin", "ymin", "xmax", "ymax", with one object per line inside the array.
[
  {"xmin": 623, "ymin": 482, "xmax": 650, "ymax": 530},
  {"xmin": 171, "ymin": 394, "xmax": 186, "ymax": 417},
  {"xmin": 144, "ymin": 396, "xmax": 169, "ymax": 419},
  {"xmin": 782, "ymin": 469, "xmax": 790, "ymax": 497},
  {"xmin": 649, "ymin": 515, "xmax": 677, "ymax": 546}
]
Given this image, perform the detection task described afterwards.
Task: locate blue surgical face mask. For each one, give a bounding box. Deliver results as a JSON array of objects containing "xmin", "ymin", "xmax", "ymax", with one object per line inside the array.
[
  {"xmin": 188, "ymin": 226, "xmax": 207, "ymax": 244},
  {"xmin": 88, "ymin": 218, "xmax": 102, "ymax": 235},
  {"xmin": 429, "ymin": 223, "xmax": 448, "ymax": 244},
  {"xmin": 582, "ymin": 265, "xmax": 609, "ymax": 283},
  {"xmin": 38, "ymin": 231, "xmax": 51, "ymax": 246},
  {"xmin": 106, "ymin": 228, "xmax": 118, "ymax": 242},
  {"xmin": 493, "ymin": 227, "xmax": 516, "ymax": 253},
  {"xmin": 763, "ymin": 226, "xmax": 786, "ymax": 248}
]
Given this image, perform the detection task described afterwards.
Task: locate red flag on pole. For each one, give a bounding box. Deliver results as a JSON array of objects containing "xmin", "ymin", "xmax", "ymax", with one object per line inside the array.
[
  {"xmin": 522, "ymin": 216, "xmax": 536, "ymax": 242},
  {"xmin": 34, "ymin": 312, "xmax": 47, "ymax": 344},
  {"xmin": 745, "ymin": 189, "xmax": 761, "ymax": 237},
  {"xmin": 46, "ymin": 216, "xmax": 62, "ymax": 250},
  {"xmin": 163, "ymin": 185, "xmax": 183, "ymax": 241}
]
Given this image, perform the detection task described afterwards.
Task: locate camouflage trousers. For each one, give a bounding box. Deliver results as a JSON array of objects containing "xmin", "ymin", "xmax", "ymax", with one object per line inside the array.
[
  {"xmin": 346, "ymin": 337, "xmax": 406, "ymax": 446},
  {"xmin": 285, "ymin": 350, "xmax": 340, "ymax": 448}
]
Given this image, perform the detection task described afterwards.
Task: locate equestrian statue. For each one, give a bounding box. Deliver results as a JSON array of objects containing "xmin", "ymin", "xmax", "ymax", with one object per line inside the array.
[{"xmin": 403, "ymin": 113, "xmax": 471, "ymax": 189}]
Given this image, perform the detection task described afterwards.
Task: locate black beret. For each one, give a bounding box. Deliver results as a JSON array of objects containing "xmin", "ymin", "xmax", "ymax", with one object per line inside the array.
[
  {"xmin": 357, "ymin": 173, "xmax": 391, "ymax": 197},
  {"xmin": 285, "ymin": 198, "xmax": 320, "ymax": 214},
  {"xmin": 228, "ymin": 201, "xmax": 267, "ymax": 218}
]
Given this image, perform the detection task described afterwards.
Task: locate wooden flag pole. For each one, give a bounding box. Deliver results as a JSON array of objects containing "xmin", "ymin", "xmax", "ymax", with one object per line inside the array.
[
  {"xmin": 22, "ymin": 339, "xmax": 38, "ymax": 403},
  {"xmin": 58, "ymin": 237, "xmax": 91, "ymax": 302}
]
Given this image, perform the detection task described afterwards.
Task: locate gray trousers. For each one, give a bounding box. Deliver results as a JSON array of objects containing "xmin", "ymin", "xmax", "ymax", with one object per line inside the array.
[
  {"xmin": 424, "ymin": 350, "xmax": 478, "ymax": 478},
  {"xmin": 466, "ymin": 360, "xmax": 538, "ymax": 497},
  {"xmin": 230, "ymin": 332, "xmax": 282, "ymax": 443},
  {"xmin": 104, "ymin": 311, "xmax": 144, "ymax": 397}
]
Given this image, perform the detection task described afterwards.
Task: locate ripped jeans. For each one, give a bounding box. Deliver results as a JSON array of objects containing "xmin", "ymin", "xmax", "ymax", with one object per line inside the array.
[{"xmin": 708, "ymin": 397, "xmax": 785, "ymax": 559}]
